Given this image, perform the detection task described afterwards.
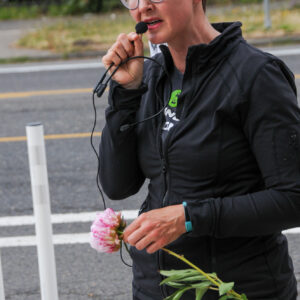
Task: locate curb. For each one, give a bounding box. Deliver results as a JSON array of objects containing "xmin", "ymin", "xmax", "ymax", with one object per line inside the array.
[
  {"xmin": 0, "ymin": 37, "xmax": 299, "ymax": 64},
  {"xmin": 0, "ymin": 50, "xmax": 107, "ymax": 64}
]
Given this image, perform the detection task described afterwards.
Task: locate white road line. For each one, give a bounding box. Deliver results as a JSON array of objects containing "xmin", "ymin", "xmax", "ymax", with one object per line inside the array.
[
  {"xmin": 0, "ymin": 47, "xmax": 300, "ymax": 74},
  {"xmin": 0, "ymin": 229, "xmax": 299, "ymax": 248},
  {"xmin": 0, "ymin": 62, "xmax": 104, "ymax": 74},
  {"xmin": 0, "ymin": 211, "xmax": 299, "ymax": 234},
  {"xmin": 0, "ymin": 233, "xmax": 89, "ymax": 248},
  {"xmin": 0, "ymin": 210, "xmax": 299, "ymax": 248},
  {"xmin": 0, "ymin": 210, "xmax": 139, "ymax": 227}
]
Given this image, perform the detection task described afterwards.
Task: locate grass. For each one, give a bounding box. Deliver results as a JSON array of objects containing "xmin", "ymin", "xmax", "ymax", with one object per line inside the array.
[
  {"xmin": 0, "ymin": 0, "xmax": 123, "ymax": 20},
  {"xmin": 17, "ymin": 12, "xmax": 136, "ymax": 55},
  {"xmin": 0, "ymin": 5, "xmax": 41, "ymax": 20},
  {"xmin": 16, "ymin": 6, "xmax": 300, "ymax": 56},
  {"xmin": 208, "ymin": 6, "xmax": 300, "ymax": 39},
  {"xmin": 0, "ymin": 57, "xmax": 34, "ymax": 64}
]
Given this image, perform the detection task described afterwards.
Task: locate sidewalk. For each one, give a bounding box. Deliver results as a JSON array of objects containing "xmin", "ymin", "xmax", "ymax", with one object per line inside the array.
[
  {"xmin": 0, "ymin": 17, "xmax": 109, "ymax": 62},
  {"xmin": 0, "ymin": 19, "xmax": 54, "ymax": 61},
  {"xmin": 0, "ymin": 16, "xmax": 300, "ymax": 63}
]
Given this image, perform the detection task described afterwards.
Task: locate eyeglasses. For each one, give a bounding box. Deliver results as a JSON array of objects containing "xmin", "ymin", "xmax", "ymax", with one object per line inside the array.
[{"xmin": 120, "ymin": 0, "xmax": 164, "ymax": 10}]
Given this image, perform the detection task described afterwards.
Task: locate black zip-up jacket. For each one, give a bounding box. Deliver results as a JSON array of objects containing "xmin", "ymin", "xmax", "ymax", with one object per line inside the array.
[{"xmin": 99, "ymin": 22, "xmax": 300, "ymax": 299}]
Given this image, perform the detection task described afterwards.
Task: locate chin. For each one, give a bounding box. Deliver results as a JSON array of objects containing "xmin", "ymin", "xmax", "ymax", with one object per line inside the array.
[
  {"xmin": 147, "ymin": 31, "xmax": 166, "ymax": 44},
  {"xmin": 148, "ymin": 35, "xmax": 167, "ymax": 46}
]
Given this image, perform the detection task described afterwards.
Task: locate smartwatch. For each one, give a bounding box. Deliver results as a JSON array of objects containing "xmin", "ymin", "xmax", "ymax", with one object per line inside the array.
[{"xmin": 182, "ymin": 201, "xmax": 193, "ymax": 233}]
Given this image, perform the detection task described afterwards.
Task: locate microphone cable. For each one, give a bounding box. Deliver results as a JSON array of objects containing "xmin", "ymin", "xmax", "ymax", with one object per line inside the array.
[
  {"xmin": 91, "ymin": 54, "xmax": 172, "ymax": 210},
  {"xmin": 90, "ymin": 44, "xmax": 173, "ymax": 269}
]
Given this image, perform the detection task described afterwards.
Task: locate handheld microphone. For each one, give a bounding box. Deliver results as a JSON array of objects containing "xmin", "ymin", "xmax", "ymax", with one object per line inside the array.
[
  {"xmin": 93, "ymin": 21, "xmax": 171, "ymax": 132},
  {"xmin": 94, "ymin": 22, "xmax": 148, "ymax": 97},
  {"xmin": 135, "ymin": 21, "xmax": 148, "ymax": 34}
]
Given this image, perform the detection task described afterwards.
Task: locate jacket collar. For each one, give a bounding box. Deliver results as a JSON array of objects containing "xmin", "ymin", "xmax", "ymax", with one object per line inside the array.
[{"xmin": 159, "ymin": 22, "xmax": 243, "ymax": 72}]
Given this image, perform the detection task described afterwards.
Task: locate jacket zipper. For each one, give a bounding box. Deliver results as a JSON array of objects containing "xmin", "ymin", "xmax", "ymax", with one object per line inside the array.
[
  {"xmin": 157, "ymin": 107, "xmax": 182, "ymax": 298},
  {"xmin": 210, "ymin": 237, "xmax": 217, "ymax": 273},
  {"xmin": 157, "ymin": 118, "xmax": 169, "ymax": 298},
  {"xmin": 210, "ymin": 202, "xmax": 217, "ymax": 273},
  {"xmin": 156, "ymin": 72, "xmax": 186, "ymax": 298}
]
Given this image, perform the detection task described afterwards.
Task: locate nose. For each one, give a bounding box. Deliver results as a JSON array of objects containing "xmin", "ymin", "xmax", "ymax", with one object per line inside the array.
[{"xmin": 138, "ymin": 0, "xmax": 154, "ymax": 12}]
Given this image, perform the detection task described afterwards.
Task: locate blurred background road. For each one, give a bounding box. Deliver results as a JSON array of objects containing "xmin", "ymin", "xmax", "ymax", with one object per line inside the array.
[{"xmin": 0, "ymin": 0, "xmax": 300, "ymax": 299}]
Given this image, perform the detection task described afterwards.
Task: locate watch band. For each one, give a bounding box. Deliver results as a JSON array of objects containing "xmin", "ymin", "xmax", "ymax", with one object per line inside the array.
[{"xmin": 182, "ymin": 201, "xmax": 193, "ymax": 232}]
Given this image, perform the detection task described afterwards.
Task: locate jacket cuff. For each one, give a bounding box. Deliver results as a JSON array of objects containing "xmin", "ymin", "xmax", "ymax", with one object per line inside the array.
[
  {"xmin": 109, "ymin": 80, "xmax": 148, "ymax": 111},
  {"xmin": 185, "ymin": 200, "xmax": 214, "ymax": 237}
]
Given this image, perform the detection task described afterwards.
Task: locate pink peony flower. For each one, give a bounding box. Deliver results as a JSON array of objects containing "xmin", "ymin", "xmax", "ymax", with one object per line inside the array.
[{"xmin": 90, "ymin": 208, "xmax": 126, "ymax": 253}]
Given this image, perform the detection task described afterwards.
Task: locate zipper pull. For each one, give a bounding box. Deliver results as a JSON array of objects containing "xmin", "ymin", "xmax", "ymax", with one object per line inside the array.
[{"xmin": 161, "ymin": 158, "xmax": 167, "ymax": 173}]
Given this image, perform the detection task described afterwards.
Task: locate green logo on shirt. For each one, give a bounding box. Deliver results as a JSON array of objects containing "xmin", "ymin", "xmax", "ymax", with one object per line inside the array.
[{"xmin": 168, "ymin": 89, "xmax": 182, "ymax": 108}]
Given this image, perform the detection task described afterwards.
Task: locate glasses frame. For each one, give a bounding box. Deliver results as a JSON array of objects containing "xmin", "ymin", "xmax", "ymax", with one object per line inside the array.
[{"xmin": 120, "ymin": 0, "xmax": 164, "ymax": 10}]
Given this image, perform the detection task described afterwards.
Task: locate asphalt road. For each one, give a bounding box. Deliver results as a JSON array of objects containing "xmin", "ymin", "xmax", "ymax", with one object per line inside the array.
[{"xmin": 0, "ymin": 47, "xmax": 300, "ymax": 300}]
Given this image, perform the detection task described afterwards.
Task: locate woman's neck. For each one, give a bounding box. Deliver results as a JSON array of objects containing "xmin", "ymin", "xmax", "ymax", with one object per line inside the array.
[{"xmin": 168, "ymin": 18, "xmax": 220, "ymax": 74}]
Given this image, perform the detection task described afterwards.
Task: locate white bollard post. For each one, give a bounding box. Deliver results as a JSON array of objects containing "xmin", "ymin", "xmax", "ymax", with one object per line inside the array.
[
  {"xmin": 263, "ymin": 0, "xmax": 272, "ymax": 29},
  {"xmin": 26, "ymin": 123, "xmax": 59, "ymax": 300},
  {"xmin": 0, "ymin": 250, "xmax": 5, "ymax": 300}
]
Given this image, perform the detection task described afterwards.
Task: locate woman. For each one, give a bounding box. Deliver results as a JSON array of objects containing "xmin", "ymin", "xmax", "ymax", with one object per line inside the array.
[{"xmin": 100, "ymin": 0, "xmax": 300, "ymax": 299}]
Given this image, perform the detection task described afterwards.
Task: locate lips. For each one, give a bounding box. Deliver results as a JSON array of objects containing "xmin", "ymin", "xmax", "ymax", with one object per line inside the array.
[
  {"xmin": 144, "ymin": 19, "xmax": 163, "ymax": 30},
  {"xmin": 146, "ymin": 20, "xmax": 162, "ymax": 25}
]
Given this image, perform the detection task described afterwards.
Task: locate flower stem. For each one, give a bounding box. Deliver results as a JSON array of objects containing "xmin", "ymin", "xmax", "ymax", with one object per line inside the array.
[
  {"xmin": 161, "ymin": 247, "xmax": 243, "ymax": 299},
  {"xmin": 161, "ymin": 247, "xmax": 220, "ymax": 287}
]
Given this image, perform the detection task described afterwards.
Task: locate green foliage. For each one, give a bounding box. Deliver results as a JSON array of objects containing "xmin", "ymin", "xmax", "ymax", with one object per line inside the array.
[
  {"xmin": 0, "ymin": 0, "xmax": 124, "ymax": 20},
  {"xmin": 160, "ymin": 268, "xmax": 248, "ymax": 300},
  {"xmin": 160, "ymin": 269, "xmax": 214, "ymax": 299},
  {"xmin": 195, "ymin": 285, "xmax": 210, "ymax": 300},
  {"xmin": 0, "ymin": 0, "xmax": 286, "ymax": 20},
  {"xmin": 102, "ymin": 0, "xmax": 124, "ymax": 12},
  {"xmin": 0, "ymin": 5, "xmax": 40, "ymax": 20},
  {"xmin": 59, "ymin": 0, "xmax": 124, "ymax": 14},
  {"xmin": 219, "ymin": 296, "xmax": 229, "ymax": 300},
  {"xmin": 219, "ymin": 282, "xmax": 235, "ymax": 296},
  {"xmin": 59, "ymin": 0, "xmax": 102, "ymax": 15},
  {"xmin": 160, "ymin": 269, "xmax": 216, "ymax": 286},
  {"xmin": 209, "ymin": 0, "xmax": 262, "ymax": 3},
  {"xmin": 164, "ymin": 287, "xmax": 194, "ymax": 300}
]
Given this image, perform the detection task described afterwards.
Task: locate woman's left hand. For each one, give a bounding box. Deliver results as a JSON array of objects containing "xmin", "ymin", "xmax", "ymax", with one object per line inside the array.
[{"xmin": 123, "ymin": 205, "xmax": 186, "ymax": 254}]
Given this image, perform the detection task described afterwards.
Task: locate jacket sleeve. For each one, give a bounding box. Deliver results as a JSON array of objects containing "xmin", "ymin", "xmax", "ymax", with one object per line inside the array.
[
  {"xmin": 99, "ymin": 80, "xmax": 148, "ymax": 200},
  {"xmin": 186, "ymin": 60, "xmax": 300, "ymax": 238}
]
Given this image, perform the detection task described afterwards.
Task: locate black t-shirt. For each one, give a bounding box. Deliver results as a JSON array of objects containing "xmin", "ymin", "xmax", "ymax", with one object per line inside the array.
[{"xmin": 161, "ymin": 67, "xmax": 183, "ymax": 144}]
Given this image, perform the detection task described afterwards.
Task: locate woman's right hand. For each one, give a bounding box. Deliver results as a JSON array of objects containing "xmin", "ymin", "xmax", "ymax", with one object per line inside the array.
[{"xmin": 102, "ymin": 32, "xmax": 144, "ymax": 90}]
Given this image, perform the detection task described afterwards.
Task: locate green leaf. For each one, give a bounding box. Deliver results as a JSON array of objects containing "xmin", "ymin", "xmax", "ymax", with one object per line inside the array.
[
  {"xmin": 163, "ymin": 289, "xmax": 179, "ymax": 300},
  {"xmin": 164, "ymin": 282, "xmax": 186, "ymax": 289},
  {"xmin": 160, "ymin": 274, "xmax": 189, "ymax": 286},
  {"xmin": 160, "ymin": 274, "xmax": 207, "ymax": 286},
  {"xmin": 163, "ymin": 287, "xmax": 193, "ymax": 300},
  {"xmin": 195, "ymin": 285, "xmax": 210, "ymax": 300},
  {"xmin": 173, "ymin": 287, "xmax": 193, "ymax": 300},
  {"xmin": 210, "ymin": 272, "xmax": 218, "ymax": 279},
  {"xmin": 219, "ymin": 282, "xmax": 235, "ymax": 296},
  {"xmin": 241, "ymin": 294, "xmax": 248, "ymax": 300},
  {"xmin": 191, "ymin": 281, "xmax": 211, "ymax": 289},
  {"xmin": 160, "ymin": 269, "xmax": 199, "ymax": 277},
  {"xmin": 160, "ymin": 269, "xmax": 217, "ymax": 280},
  {"xmin": 178, "ymin": 275, "xmax": 210, "ymax": 282},
  {"xmin": 219, "ymin": 296, "xmax": 228, "ymax": 300}
]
